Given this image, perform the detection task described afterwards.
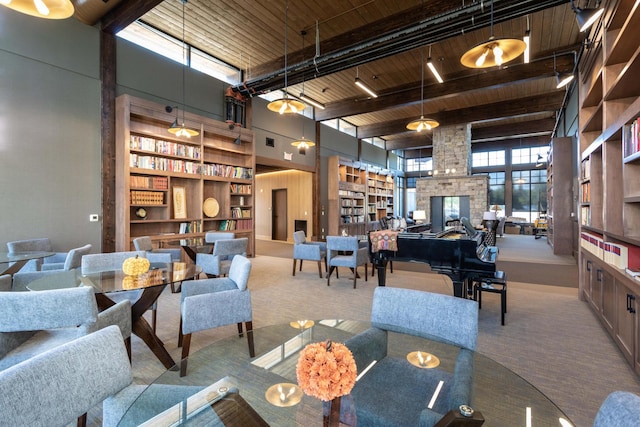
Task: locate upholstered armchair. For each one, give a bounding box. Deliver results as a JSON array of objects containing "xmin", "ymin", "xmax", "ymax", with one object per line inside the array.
[
  {"xmin": 178, "ymin": 254, "xmax": 254, "ymax": 376},
  {"xmin": 133, "ymin": 236, "xmax": 182, "ymax": 261},
  {"xmin": 345, "ymin": 287, "xmax": 478, "ymax": 427},
  {"xmin": 0, "ymin": 286, "xmax": 131, "ymax": 372},
  {"xmin": 593, "ymin": 391, "xmax": 640, "ymax": 427},
  {"xmin": 326, "ymin": 236, "xmax": 369, "ymax": 288},
  {"xmin": 6, "ymin": 237, "xmax": 67, "ymax": 272},
  {"xmin": 196, "ymin": 237, "xmax": 248, "ymax": 278},
  {"xmin": 292, "ymin": 230, "xmax": 327, "ymax": 278}
]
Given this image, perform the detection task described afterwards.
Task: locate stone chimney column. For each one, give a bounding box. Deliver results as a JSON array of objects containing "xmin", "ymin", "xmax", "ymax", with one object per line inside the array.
[{"xmin": 432, "ymin": 124, "xmax": 471, "ymax": 176}]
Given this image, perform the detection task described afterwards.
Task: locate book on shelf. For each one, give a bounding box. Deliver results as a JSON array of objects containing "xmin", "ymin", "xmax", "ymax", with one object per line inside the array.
[{"xmin": 622, "ymin": 118, "xmax": 640, "ymax": 158}]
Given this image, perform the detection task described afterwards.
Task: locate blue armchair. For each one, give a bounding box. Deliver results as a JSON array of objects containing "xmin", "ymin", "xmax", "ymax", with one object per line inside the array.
[
  {"xmin": 196, "ymin": 237, "xmax": 248, "ymax": 278},
  {"xmin": 593, "ymin": 391, "xmax": 640, "ymax": 427},
  {"xmin": 133, "ymin": 236, "xmax": 182, "ymax": 261},
  {"xmin": 345, "ymin": 287, "xmax": 478, "ymax": 427},
  {"xmin": 292, "ymin": 230, "xmax": 327, "ymax": 278},
  {"xmin": 6, "ymin": 237, "xmax": 67, "ymax": 272},
  {"xmin": 178, "ymin": 254, "xmax": 254, "ymax": 376},
  {"xmin": 326, "ymin": 236, "xmax": 369, "ymax": 288}
]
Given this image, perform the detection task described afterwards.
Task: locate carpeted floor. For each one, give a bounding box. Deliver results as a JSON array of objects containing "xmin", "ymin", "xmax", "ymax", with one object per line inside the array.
[{"xmin": 84, "ymin": 236, "xmax": 640, "ymax": 427}]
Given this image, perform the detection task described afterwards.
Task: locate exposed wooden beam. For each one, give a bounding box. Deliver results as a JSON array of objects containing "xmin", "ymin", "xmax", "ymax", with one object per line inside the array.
[
  {"xmin": 101, "ymin": 0, "xmax": 164, "ymax": 34},
  {"xmin": 471, "ymin": 118, "xmax": 556, "ymax": 141},
  {"xmin": 318, "ymin": 55, "xmax": 573, "ymax": 121},
  {"xmin": 357, "ymin": 92, "xmax": 565, "ymax": 139}
]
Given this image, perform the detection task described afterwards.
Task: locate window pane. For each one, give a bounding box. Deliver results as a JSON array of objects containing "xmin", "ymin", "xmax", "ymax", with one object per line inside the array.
[
  {"xmin": 489, "ymin": 150, "xmax": 505, "ymax": 166},
  {"xmin": 472, "ymin": 152, "xmax": 488, "ymax": 167},
  {"xmin": 191, "ymin": 48, "xmax": 240, "ymax": 84},
  {"xmin": 118, "ymin": 22, "xmax": 184, "ymax": 64}
]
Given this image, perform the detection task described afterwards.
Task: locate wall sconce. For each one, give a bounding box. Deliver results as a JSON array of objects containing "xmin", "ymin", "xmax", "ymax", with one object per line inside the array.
[
  {"xmin": 291, "ymin": 138, "xmax": 315, "ymax": 155},
  {"xmin": 571, "ymin": 0, "xmax": 604, "ymax": 32}
]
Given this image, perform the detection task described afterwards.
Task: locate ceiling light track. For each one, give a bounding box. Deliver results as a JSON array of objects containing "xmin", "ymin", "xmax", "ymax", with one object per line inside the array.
[{"xmin": 231, "ymin": 0, "xmax": 567, "ymax": 96}]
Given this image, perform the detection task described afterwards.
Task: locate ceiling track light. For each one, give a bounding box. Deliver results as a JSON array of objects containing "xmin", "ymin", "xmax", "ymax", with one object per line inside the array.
[
  {"xmin": 571, "ymin": 0, "xmax": 604, "ymax": 32},
  {"xmin": 267, "ymin": 0, "xmax": 304, "ymax": 114},
  {"xmin": 426, "ymin": 45, "xmax": 444, "ymax": 83},
  {"xmin": 553, "ymin": 52, "xmax": 575, "ymax": 89},
  {"xmin": 0, "ymin": 0, "xmax": 74, "ymax": 19},
  {"xmin": 460, "ymin": 0, "xmax": 526, "ymax": 68},
  {"xmin": 523, "ymin": 15, "xmax": 530, "ymax": 64},
  {"xmin": 354, "ymin": 67, "xmax": 378, "ymax": 98}
]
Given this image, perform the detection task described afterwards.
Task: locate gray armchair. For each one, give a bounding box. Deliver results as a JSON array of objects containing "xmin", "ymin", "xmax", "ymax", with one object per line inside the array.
[
  {"xmin": 0, "ymin": 286, "xmax": 131, "ymax": 372},
  {"xmin": 292, "ymin": 230, "xmax": 327, "ymax": 278},
  {"xmin": 6, "ymin": 237, "xmax": 66, "ymax": 272},
  {"xmin": 326, "ymin": 236, "xmax": 369, "ymax": 288},
  {"xmin": 593, "ymin": 391, "xmax": 640, "ymax": 427},
  {"xmin": 344, "ymin": 287, "xmax": 478, "ymax": 427},
  {"xmin": 178, "ymin": 254, "xmax": 254, "ymax": 376},
  {"xmin": 133, "ymin": 236, "xmax": 182, "ymax": 261},
  {"xmin": 196, "ymin": 237, "xmax": 248, "ymax": 278}
]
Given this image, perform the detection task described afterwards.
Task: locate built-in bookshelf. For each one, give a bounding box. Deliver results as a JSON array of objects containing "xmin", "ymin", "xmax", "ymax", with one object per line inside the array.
[
  {"xmin": 578, "ymin": 0, "xmax": 640, "ymax": 374},
  {"xmin": 546, "ymin": 137, "xmax": 572, "ymax": 255},
  {"xmin": 328, "ymin": 155, "xmax": 394, "ymax": 237},
  {"xmin": 115, "ymin": 94, "xmax": 255, "ymax": 256}
]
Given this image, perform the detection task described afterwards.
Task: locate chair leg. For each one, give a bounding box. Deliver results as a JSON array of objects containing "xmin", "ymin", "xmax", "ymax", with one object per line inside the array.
[
  {"xmin": 501, "ymin": 290, "xmax": 506, "ymax": 326},
  {"xmin": 299, "ymin": 260, "xmax": 303, "ymax": 271},
  {"xmin": 77, "ymin": 413, "xmax": 87, "ymax": 427},
  {"xmin": 353, "ymin": 266, "xmax": 357, "ymax": 289},
  {"xmin": 125, "ymin": 337, "xmax": 132, "ymax": 362},
  {"xmin": 237, "ymin": 322, "xmax": 244, "ymax": 337},
  {"xmin": 292, "ymin": 259, "xmax": 297, "ymax": 276},
  {"xmin": 180, "ymin": 333, "xmax": 192, "ymax": 377},
  {"xmin": 317, "ymin": 261, "xmax": 323, "ymax": 278},
  {"xmin": 246, "ymin": 321, "xmax": 255, "ymax": 357},
  {"xmin": 327, "ymin": 266, "xmax": 335, "ymax": 286},
  {"xmin": 152, "ymin": 307, "xmax": 157, "ymax": 333},
  {"xmin": 178, "ymin": 318, "xmax": 183, "ymax": 347},
  {"xmin": 390, "ymin": 260, "xmax": 394, "ymax": 273}
]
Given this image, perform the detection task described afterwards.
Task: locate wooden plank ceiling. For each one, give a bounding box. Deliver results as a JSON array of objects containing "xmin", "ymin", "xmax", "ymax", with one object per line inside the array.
[{"xmin": 82, "ymin": 0, "xmax": 590, "ymax": 151}]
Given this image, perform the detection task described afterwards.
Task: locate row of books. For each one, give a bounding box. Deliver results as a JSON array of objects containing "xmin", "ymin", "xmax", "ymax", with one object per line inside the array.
[
  {"xmin": 130, "ymin": 175, "xmax": 168, "ymax": 190},
  {"xmin": 581, "ymin": 182, "xmax": 591, "ymax": 203},
  {"xmin": 130, "ymin": 135, "xmax": 201, "ymax": 159},
  {"xmin": 341, "ymin": 215, "xmax": 366, "ymax": 224},
  {"xmin": 230, "ymin": 184, "xmax": 251, "ymax": 194},
  {"xmin": 230, "ymin": 207, "xmax": 251, "ymax": 219},
  {"xmin": 580, "ymin": 206, "xmax": 591, "ymax": 226},
  {"xmin": 340, "ymin": 208, "xmax": 365, "ymax": 215},
  {"xmin": 179, "ymin": 221, "xmax": 202, "ymax": 234},
  {"xmin": 130, "ymin": 190, "xmax": 164, "ymax": 205},
  {"xmin": 622, "ymin": 118, "xmax": 640, "ymax": 158},
  {"xmin": 581, "ymin": 232, "xmax": 640, "ymax": 274},
  {"xmin": 202, "ymin": 163, "xmax": 253, "ymax": 179},
  {"xmin": 130, "ymin": 155, "xmax": 200, "ymax": 174},
  {"xmin": 580, "ymin": 157, "xmax": 591, "ymax": 180},
  {"xmin": 218, "ymin": 219, "xmax": 252, "ymax": 231}
]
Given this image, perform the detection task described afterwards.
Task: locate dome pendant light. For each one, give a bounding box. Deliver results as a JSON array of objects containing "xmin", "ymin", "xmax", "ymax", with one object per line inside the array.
[
  {"xmin": 407, "ymin": 46, "xmax": 439, "ymax": 132},
  {"xmin": 460, "ymin": 0, "xmax": 526, "ymax": 68},
  {"xmin": 0, "ymin": 0, "xmax": 74, "ymax": 19},
  {"xmin": 267, "ymin": 0, "xmax": 305, "ymax": 114}
]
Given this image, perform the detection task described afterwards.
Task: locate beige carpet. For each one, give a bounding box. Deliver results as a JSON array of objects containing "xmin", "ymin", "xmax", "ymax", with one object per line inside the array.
[{"xmin": 84, "ymin": 240, "xmax": 640, "ymax": 427}]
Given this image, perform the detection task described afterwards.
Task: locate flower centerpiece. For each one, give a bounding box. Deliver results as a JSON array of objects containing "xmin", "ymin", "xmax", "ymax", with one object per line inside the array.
[{"xmin": 296, "ymin": 340, "xmax": 357, "ymax": 426}]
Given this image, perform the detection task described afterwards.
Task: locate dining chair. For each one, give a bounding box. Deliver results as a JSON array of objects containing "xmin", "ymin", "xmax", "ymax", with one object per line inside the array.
[
  {"xmin": 344, "ymin": 287, "xmax": 478, "ymax": 427},
  {"xmin": 133, "ymin": 236, "xmax": 182, "ymax": 292},
  {"xmin": 292, "ymin": 230, "xmax": 327, "ymax": 278},
  {"xmin": 0, "ymin": 286, "xmax": 132, "ymax": 372},
  {"xmin": 196, "ymin": 237, "xmax": 248, "ymax": 278},
  {"xmin": 178, "ymin": 254, "xmax": 254, "ymax": 376},
  {"xmin": 81, "ymin": 251, "xmax": 170, "ymax": 333},
  {"xmin": 6, "ymin": 237, "xmax": 66, "ymax": 272},
  {"xmin": 593, "ymin": 391, "xmax": 640, "ymax": 427},
  {"xmin": 326, "ymin": 236, "xmax": 369, "ymax": 288}
]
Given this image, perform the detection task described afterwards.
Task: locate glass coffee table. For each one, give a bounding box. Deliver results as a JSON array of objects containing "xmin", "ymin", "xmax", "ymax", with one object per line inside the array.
[{"xmin": 117, "ymin": 320, "xmax": 573, "ymax": 426}]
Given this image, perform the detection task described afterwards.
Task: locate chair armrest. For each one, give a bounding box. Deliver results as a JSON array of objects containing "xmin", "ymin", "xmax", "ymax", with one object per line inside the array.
[
  {"xmin": 41, "ymin": 263, "xmax": 64, "ymax": 271},
  {"xmin": 181, "ymin": 290, "xmax": 252, "ymax": 334},
  {"xmin": 43, "ymin": 252, "xmax": 68, "ymax": 264},
  {"xmin": 91, "ymin": 300, "xmax": 132, "ymax": 339},
  {"xmin": 449, "ymin": 348, "xmax": 475, "ymax": 410},
  {"xmin": 344, "ymin": 327, "xmax": 388, "ymax": 373}
]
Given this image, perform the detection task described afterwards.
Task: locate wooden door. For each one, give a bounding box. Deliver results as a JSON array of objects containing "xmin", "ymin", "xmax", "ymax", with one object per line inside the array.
[{"xmin": 272, "ymin": 189, "xmax": 287, "ymax": 241}]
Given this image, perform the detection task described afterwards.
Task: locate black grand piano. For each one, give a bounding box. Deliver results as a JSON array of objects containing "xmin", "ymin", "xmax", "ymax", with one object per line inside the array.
[{"xmin": 369, "ymin": 218, "xmax": 498, "ymax": 298}]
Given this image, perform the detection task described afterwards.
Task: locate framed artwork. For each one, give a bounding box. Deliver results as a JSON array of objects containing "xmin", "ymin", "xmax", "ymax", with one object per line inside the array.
[{"xmin": 173, "ymin": 186, "xmax": 187, "ymax": 219}]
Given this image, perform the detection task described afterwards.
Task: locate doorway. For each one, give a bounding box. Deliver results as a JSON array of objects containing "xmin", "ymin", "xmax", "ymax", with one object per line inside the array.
[
  {"xmin": 271, "ymin": 189, "xmax": 287, "ymax": 241},
  {"xmin": 430, "ymin": 196, "xmax": 470, "ymax": 232}
]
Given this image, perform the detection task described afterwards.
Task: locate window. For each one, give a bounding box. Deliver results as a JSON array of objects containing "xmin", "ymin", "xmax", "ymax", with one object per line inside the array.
[
  {"xmin": 472, "ymin": 150, "xmax": 505, "ymax": 167},
  {"xmin": 395, "ymin": 176, "xmax": 405, "ymax": 217},
  {"xmin": 117, "ymin": 21, "xmax": 240, "ymax": 84},
  {"xmin": 512, "ymin": 146, "xmax": 550, "ymax": 165},
  {"xmin": 512, "ymin": 169, "xmax": 547, "ymax": 222},
  {"xmin": 406, "ymin": 157, "xmax": 432, "ymax": 172},
  {"xmin": 487, "ymin": 172, "xmax": 505, "ymax": 211}
]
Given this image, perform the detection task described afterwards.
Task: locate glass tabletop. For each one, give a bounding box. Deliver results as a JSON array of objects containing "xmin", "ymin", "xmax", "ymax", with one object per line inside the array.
[
  {"xmin": 117, "ymin": 320, "xmax": 572, "ymax": 427},
  {"xmin": 0, "ymin": 251, "xmax": 54, "ymax": 263},
  {"xmin": 26, "ymin": 262, "xmax": 201, "ymax": 293}
]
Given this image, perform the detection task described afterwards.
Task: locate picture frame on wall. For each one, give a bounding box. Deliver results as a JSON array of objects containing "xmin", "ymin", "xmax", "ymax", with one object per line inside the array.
[{"xmin": 173, "ymin": 186, "xmax": 187, "ymax": 219}]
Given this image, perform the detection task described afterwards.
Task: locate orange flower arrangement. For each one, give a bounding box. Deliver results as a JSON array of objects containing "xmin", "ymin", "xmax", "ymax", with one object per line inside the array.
[{"xmin": 296, "ymin": 340, "xmax": 357, "ymax": 401}]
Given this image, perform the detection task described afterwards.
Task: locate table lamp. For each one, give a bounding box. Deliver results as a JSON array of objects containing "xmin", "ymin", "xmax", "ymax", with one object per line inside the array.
[
  {"xmin": 483, "ymin": 211, "xmax": 497, "ymax": 221},
  {"xmin": 413, "ymin": 210, "xmax": 426, "ymax": 224}
]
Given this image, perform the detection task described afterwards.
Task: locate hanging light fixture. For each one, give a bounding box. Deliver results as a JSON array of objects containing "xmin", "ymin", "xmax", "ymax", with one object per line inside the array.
[
  {"xmin": 354, "ymin": 67, "xmax": 378, "ymax": 98},
  {"xmin": 292, "ymin": 30, "xmax": 316, "ymax": 155},
  {"xmin": 554, "ymin": 52, "xmax": 575, "ymax": 89},
  {"xmin": 523, "ymin": 15, "xmax": 531, "ymax": 64},
  {"xmin": 167, "ymin": 0, "xmax": 199, "ymax": 138},
  {"xmin": 426, "ymin": 45, "xmax": 444, "ymax": 84},
  {"xmin": 267, "ymin": 0, "xmax": 305, "ymax": 114},
  {"xmin": 571, "ymin": 0, "xmax": 604, "ymax": 32},
  {"xmin": 460, "ymin": 0, "xmax": 526, "ymax": 68},
  {"xmin": 407, "ymin": 47, "xmax": 439, "ymax": 132},
  {"xmin": 535, "ymin": 154, "xmax": 545, "ymax": 168},
  {"xmin": 0, "ymin": 0, "xmax": 74, "ymax": 19},
  {"xmin": 298, "ymin": 30, "xmax": 325, "ymax": 110}
]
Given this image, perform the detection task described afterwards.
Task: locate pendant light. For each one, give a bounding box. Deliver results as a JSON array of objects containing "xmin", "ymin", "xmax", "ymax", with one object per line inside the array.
[
  {"xmin": 406, "ymin": 47, "xmax": 439, "ymax": 132},
  {"xmin": 460, "ymin": 0, "xmax": 526, "ymax": 68},
  {"xmin": 354, "ymin": 67, "xmax": 378, "ymax": 98},
  {"xmin": 571, "ymin": 0, "xmax": 604, "ymax": 32},
  {"xmin": 267, "ymin": 0, "xmax": 305, "ymax": 114},
  {"xmin": 168, "ymin": 0, "xmax": 199, "ymax": 138},
  {"xmin": 292, "ymin": 30, "xmax": 316, "ymax": 155},
  {"xmin": 0, "ymin": 0, "xmax": 74, "ymax": 19}
]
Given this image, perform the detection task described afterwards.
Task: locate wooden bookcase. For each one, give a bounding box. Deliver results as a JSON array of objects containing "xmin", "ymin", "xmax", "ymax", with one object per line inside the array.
[
  {"xmin": 546, "ymin": 137, "xmax": 573, "ymax": 255},
  {"xmin": 578, "ymin": 0, "xmax": 640, "ymax": 374},
  {"xmin": 328, "ymin": 155, "xmax": 394, "ymax": 237},
  {"xmin": 115, "ymin": 94, "xmax": 255, "ymax": 256}
]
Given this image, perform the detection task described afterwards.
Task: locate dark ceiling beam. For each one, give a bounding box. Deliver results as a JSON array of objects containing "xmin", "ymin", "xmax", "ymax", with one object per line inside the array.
[
  {"xmin": 317, "ymin": 54, "xmax": 574, "ymax": 121},
  {"xmin": 357, "ymin": 92, "xmax": 566, "ymax": 139},
  {"xmin": 232, "ymin": 0, "xmax": 568, "ymax": 96},
  {"xmin": 472, "ymin": 135, "xmax": 554, "ymax": 148},
  {"xmin": 101, "ymin": 0, "xmax": 164, "ymax": 34},
  {"xmin": 386, "ymin": 136, "xmax": 434, "ymax": 151},
  {"xmin": 471, "ymin": 118, "xmax": 557, "ymax": 141}
]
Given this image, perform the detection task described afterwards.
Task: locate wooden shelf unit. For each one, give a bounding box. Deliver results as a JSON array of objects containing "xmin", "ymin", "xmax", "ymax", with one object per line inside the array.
[
  {"xmin": 115, "ymin": 94, "xmax": 255, "ymax": 256},
  {"xmin": 328, "ymin": 155, "xmax": 394, "ymax": 237},
  {"xmin": 578, "ymin": 0, "xmax": 640, "ymax": 374},
  {"xmin": 546, "ymin": 137, "xmax": 573, "ymax": 255}
]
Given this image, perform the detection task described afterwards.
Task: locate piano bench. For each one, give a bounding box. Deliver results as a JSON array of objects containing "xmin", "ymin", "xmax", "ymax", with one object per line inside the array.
[{"xmin": 473, "ymin": 270, "xmax": 507, "ymax": 325}]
